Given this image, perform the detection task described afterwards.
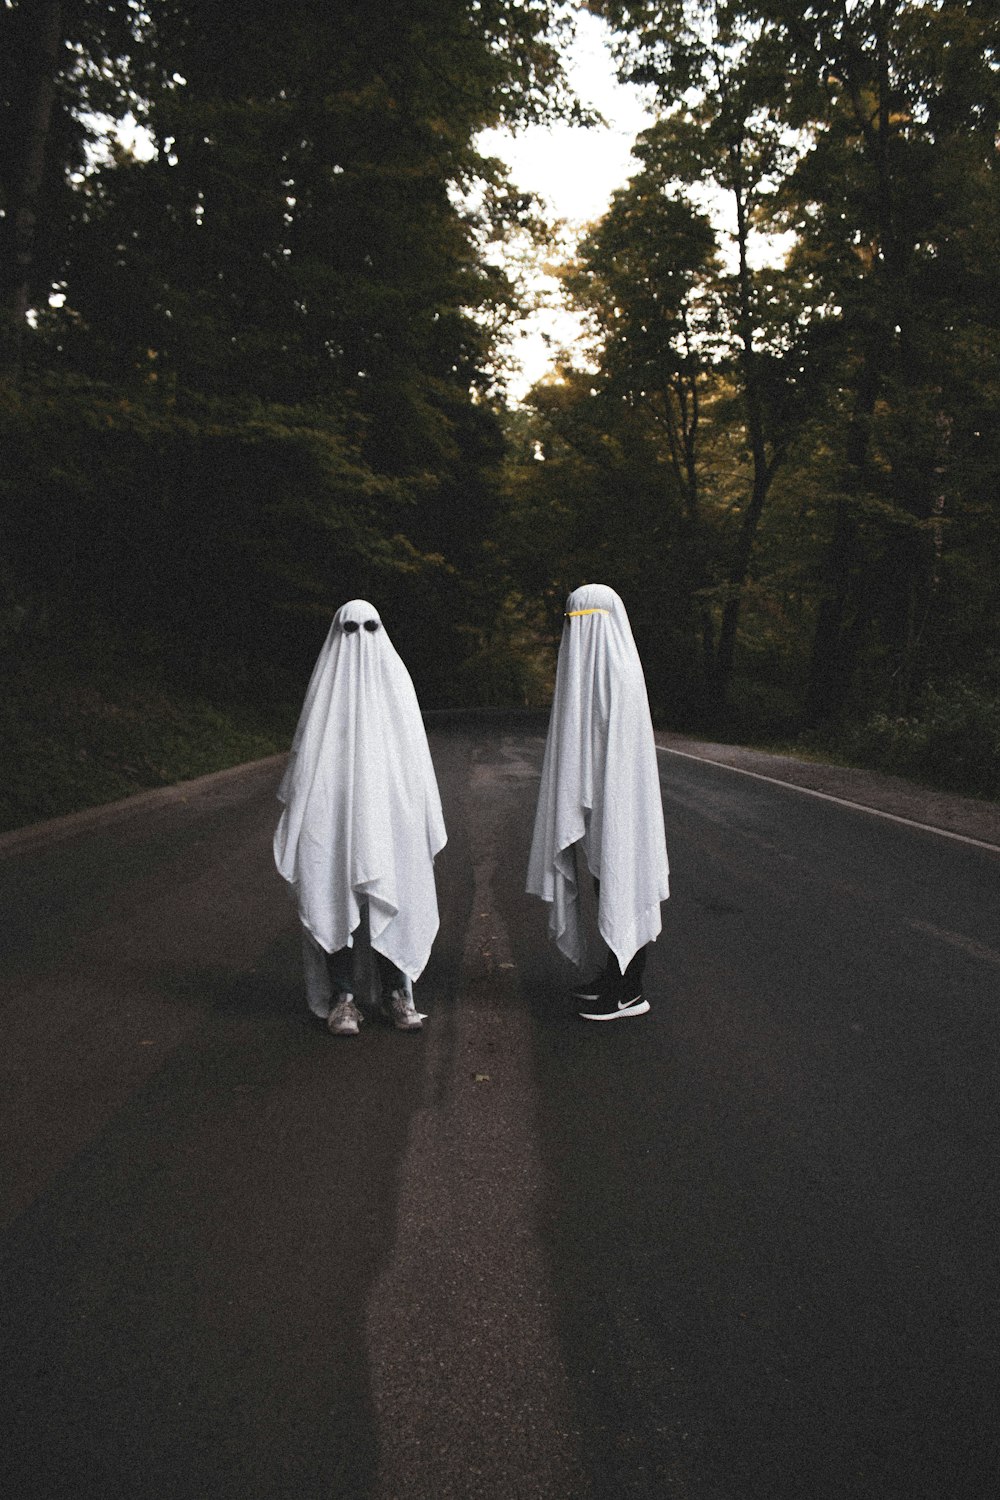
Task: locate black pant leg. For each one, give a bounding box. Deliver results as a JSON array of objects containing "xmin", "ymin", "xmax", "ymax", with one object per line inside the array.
[
  {"xmin": 374, "ymin": 949, "xmax": 406, "ymax": 993},
  {"xmin": 624, "ymin": 944, "xmax": 648, "ymax": 988},
  {"xmin": 603, "ymin": 944, "xmax": 648, "ymax": 987},
  {"xmin": 326, "ymin": 943, "xmax": 354, "ymax": 995}
]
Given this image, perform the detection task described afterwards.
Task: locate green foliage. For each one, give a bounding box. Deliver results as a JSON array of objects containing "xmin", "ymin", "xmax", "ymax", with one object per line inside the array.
[
  {"xmin": 0, "ymin": 373, "xmax": 507, "ymax": 705},
  {"xmin": 501, "ymin": 371, "xmax": 721, "ymax": 718},
  {"xmin": 815, "ymin": 681, "xmax": 1000, "ymax": 802},
  {"xmin": 0, "ymin": 567, "xmax": 293, "ymax": 832},
  {"xmin": 449, "ymin": 592, "xmax": 555, "ymax": 708},
  {"xmin": 1, "ymin": 0, "xmax": 582, "ymax": 774},
  {"xmin": 31, "ymin": 0, "xmax": 576, "ymax": 412},
  {"xmin": 542, "ymin": 3, "xmax": 828, "ymax": 707},
  {"xmin": 533, "ymin": 0, "xmax": 1000, "ymax": 757},
  {"xmin": 0, "ymin": 0, "xmax": 144, "ymax": 344}
]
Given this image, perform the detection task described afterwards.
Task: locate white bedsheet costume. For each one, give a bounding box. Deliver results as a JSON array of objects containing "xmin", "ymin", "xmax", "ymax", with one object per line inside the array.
[
  {"xmin": 274, "ymin": 600, "xmax": 446, "ymax": 1013},
  {"xmin": 526, "ymin": 583, "xmax": 669, "ymax": 972}
]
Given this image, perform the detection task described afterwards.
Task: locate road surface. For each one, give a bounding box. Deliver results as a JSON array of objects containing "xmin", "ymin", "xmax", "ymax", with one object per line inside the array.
[{"xmin": 2, "ymin": 715, "xmax": 998, "ymax": 1499}]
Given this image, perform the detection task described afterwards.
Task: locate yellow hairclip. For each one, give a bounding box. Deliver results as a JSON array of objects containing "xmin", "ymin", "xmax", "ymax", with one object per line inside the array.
[{"xmin": 565, "ymin": 607, "xmax": 610, "ymax": 617}]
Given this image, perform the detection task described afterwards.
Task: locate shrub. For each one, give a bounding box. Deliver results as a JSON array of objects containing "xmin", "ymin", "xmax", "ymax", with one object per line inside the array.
[{"xmin": 827, "ymin": 681, "xmax": 1000, "ymax": 800}]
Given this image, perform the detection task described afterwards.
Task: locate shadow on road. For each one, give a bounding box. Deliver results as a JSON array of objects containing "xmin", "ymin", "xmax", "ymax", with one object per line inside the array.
[
  {"xmin": 499, "ymin": 744, "xmax": 1000, "ymax": 1500},
  {"xmin": 1, "ymin": 931, "xmax": 432, "ymax": 1500}
]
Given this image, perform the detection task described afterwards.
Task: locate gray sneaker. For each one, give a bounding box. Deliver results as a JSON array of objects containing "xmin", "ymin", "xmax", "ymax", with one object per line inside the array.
[
  {"xmin": 327, "ymin": 994, "xmax": 362, "ymax": 1035},
  {"xmin": 388, "ymin": 988, "xmax": 423, "ymax": 1031}
]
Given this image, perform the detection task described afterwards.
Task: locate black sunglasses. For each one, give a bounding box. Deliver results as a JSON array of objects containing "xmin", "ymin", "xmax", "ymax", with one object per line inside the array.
[{"xmin": 342, "ymin": 619, "xmax": 381, "ymax": 633}]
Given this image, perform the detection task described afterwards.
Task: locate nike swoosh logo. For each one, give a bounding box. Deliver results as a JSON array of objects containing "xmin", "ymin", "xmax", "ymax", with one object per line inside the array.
[{"xmin": 618, "ymin": 996, "xmax": 638, "ymax": 1009}]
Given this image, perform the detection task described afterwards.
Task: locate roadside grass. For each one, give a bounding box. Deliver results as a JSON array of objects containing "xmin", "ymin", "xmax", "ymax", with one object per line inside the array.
[
  {"xmin": 693, "ymin": 726, "xmax": 1000, "ymax": 805},
  {"xmin": 661, "ymin": 675, "xmax": 1000, "ymax": 806},
  {"xmin": 1, "ymin": 649, "xmax": 293, "ymax": 835}
]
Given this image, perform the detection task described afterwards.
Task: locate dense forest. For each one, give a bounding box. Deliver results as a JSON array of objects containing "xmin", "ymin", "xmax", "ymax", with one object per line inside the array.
[{"xmin": 2, "ymin": 0, "xmax": 999, "ymax": 827}]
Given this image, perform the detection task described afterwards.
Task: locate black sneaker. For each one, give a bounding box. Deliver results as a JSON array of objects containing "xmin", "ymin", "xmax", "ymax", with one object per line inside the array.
[{"xmin": 579, "ymin": 985, "xmax": 650, "ymax": 1021}]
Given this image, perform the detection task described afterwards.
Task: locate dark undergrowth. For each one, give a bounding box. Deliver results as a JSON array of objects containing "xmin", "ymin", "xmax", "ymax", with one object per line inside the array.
[
  {"xmin": 0, "ymin": 604, "xmax": 295, "ymax": 835},
  {"xmin": 664, "ymin": 675, "xmax": 1000, "ymax": 804},
  {"xmin": 799, "ymin": 682, "xmax": 1000, "ymax": 803}
]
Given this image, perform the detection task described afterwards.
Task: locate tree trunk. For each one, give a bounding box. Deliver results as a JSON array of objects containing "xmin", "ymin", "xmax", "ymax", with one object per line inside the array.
[
  {"xmin": 804, "ymin": 342, "xmax": 880, "ymax": 724},
  {"xmin": 803, "ymin": 494, "xmax": 859, "ymax": 725},
  {"xmin": 1, "ymin": 0, "xmax": 63, "ymax": 378},
  {"xmin": 715, "ymin": 459, "xmax": 770, "ymax": 685},
  {"xmin": 713, "ymin": 134, "xmax": 779, "ymax": 693},
  {"xmin": 805, "ymin": 0, "xmax": 907, "ymax": 726}
]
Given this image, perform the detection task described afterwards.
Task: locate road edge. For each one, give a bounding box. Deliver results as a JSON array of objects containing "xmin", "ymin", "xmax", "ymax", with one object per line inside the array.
[
  {"xmin": 5, "ymin": 720, "xmax": 997, "ymax": 857},
  {"xmin": 0, "ymin": 753, "xmax": 289, "ymax": 859},
  {"xmin": 656, "ymin": 731, "xmax": 1000, "ymax": 852}
]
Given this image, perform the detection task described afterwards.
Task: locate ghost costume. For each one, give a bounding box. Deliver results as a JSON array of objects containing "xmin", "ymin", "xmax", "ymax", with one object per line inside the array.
[
  {"xmin": 274, "ymin": 600, "xmax": 446, "ymax": 1028},
  {"xmin": 526, "ymin": 584, "xmax": 669, "ymax": 989}
]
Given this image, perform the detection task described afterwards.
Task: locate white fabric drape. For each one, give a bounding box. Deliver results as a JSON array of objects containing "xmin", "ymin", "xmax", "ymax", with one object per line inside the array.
[
  {"xmin": 273, "ymin": 599, "xmax": 446, "ymax": 981},
  {"xmin": 526, "ymin": 583, "xmax": 669, "ymax": 970}
]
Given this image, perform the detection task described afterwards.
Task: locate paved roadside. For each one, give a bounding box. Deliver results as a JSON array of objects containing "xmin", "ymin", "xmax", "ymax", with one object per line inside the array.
[
  {"xmin": 656, "ymin": 731, "xmax": 1000, "ymax": 849},
  {"xmin": 0, "ymin": 754, "xmax": 290, "ymax": 857}
]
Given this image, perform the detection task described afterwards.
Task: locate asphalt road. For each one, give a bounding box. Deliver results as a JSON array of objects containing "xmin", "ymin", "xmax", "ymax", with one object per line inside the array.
[{"xmin": 2, "ymin": 716, "xmax": 998, "ymax": 1500}]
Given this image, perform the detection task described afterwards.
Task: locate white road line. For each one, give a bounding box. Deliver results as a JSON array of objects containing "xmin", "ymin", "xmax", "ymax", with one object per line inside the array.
[
  {"xmin": 656, "ymin": 743, "xmax": 1000, "ymax": 854},
  {"xmin": 904, "ymin": 919, "xmax": 1000, "ymax": 967}
]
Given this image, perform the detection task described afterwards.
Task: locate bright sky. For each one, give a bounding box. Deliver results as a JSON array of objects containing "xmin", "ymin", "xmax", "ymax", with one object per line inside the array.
[{"xmin": 478, "ymin": 9, "xmax": 656, "ymax": 399}]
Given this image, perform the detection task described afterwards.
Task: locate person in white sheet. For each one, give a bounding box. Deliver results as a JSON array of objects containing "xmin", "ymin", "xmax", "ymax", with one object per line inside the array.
[
  {"xmin": 526, "ymin": 583, "xmax": 669, "ymax": 1021},
  {"xmin": 274, "ymin": 599, "xmax": 446, "ymax": 1035}
]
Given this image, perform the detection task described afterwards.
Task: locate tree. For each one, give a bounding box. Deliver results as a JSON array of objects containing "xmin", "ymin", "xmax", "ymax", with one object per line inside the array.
[
  {"xmin": 588, "ymin": 0, "xmax": 1000, "ymax": 729},
  {"xmin": 758, "ymin": 0, "xmax": 1000, "ymax": 720},
  {"xmin": 503, "ymin": 364, "xmax": 714, "ymax": 715},
  {"xmin": 565, "ymin": 173, "xmax": 723, "ymax": 680},
  {"xmin": 574, "ymin": 1, "xmax": 818, "ymax": 703},
  {"xmin": 2, "ymin": 0, "xmax": 584, "ymax": 706},
  {"xmin": 0, "ymin": 0, "xmax": 149, "ymax": 375}
]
